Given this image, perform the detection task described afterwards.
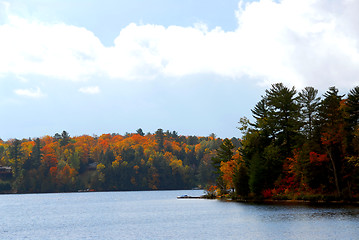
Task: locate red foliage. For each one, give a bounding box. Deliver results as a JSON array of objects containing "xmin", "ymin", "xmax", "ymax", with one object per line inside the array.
[
  {"xmin": 309, "ymin": 152, "xmax": 328, "ymax": 165},
  {"xmin": 42, "ymin": 154, "xmax": 58, "ymax": 169},
  {"xmin": 262, "ymin": 189, "xmax": 272, "ymax": 199},
  {"xmin": 49, "ymin": 166, "xmax": 57, "ymax": 178}
]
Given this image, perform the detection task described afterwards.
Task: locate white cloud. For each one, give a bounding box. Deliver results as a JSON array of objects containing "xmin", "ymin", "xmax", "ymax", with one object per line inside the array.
[
  {"xmin": 14, "ymin": 87, "xmax": 45, "ymax": 98},
  {"xmin": 1, "ymin": 0, "xmax": 359, "ymax": 90},
  {"xmin": 0, "ymin": 3, "xmax": 103, "ymax": 81},
  {"xmin": 78, "ymin": 86, "xmax": 100, "ymax": 94}
]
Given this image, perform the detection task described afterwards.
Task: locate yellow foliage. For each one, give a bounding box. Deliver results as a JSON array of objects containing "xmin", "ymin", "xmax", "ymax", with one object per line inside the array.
[
  {"xmin": 169, "ymin": 159, "xmax": 183, "ymax": 174},
  {"xmin": 121, "ymin": 161, "xmax": 128, "ymax": 167},
  {"xmin": 21, "ymin": 141, "xmax": 35, "ymax": 157},
  {"xmin": 96, "ymin": 163, "xmax": 105, "ymax": 172},
  {"xmin": 112, "ymin": 160, "xmax": 120, "ymax": 168}
]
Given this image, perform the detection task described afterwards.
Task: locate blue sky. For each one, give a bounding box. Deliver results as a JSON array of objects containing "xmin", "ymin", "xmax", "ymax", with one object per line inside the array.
[{"xmin": 1, "ymin": 0, "xmax": 359, "ymax": 140}]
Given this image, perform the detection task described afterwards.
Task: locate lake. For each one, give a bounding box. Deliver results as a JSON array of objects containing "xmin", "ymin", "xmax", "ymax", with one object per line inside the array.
[{"xmin": 1, "ymin": 190, "xmax": 359, "ymax": 239}]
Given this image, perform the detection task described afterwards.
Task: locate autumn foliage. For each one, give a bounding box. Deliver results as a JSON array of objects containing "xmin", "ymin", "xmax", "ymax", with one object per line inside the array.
[
  {"xmin": 234, "ymin": 84, "xmax": 359, "ymax": 201},
  {"xmin": 0, "ymin": 130, "xmax": 228, "ymax": 193}
]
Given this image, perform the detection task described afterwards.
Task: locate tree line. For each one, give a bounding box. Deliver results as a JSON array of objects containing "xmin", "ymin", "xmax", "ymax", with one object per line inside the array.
[
  {"xmin": 213, "ymin": 83, "xmax": 359, "ymax": 201},
  {"xmin": 0, "ymin": 129, "xmax": 240, "ymax": 193}
]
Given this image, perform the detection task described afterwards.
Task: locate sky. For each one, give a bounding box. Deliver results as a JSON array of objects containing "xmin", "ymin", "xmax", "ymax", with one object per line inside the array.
[{"xmin": 1, "ymin": 0, "xmax": 359, "ymax": 140}]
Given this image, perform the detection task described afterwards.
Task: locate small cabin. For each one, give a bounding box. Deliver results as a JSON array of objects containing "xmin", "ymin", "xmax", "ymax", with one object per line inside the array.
[{"xmin": 0, "ymin": 166, "xmax": 12, "ymax": 173}]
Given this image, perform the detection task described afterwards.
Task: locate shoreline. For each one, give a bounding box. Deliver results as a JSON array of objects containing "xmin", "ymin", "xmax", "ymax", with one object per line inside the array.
[{"xmin": 217, "ymin": 198, "xmax": 359, "ymax": 206}]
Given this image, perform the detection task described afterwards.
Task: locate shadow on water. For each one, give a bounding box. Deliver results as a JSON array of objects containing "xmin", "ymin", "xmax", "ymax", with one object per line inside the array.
[{"xmin": 231, "ymin": 201, "xmax": 359, "ymax": 222}]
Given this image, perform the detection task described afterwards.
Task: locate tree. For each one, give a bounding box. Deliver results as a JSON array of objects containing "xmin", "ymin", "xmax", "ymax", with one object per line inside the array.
[
  {"xmin": 242, "ymin": 83, "xmax": 301, "ymax": 196},
  {"xmin": 346, "ymin": 86, "xmax": 359, "ymax": 155},
  {"xmin": 60, "ymin": 131, "xmax": 70, "ymax": 147},
  {"xmin": 0, "ymin": 129, "xmax": 229, "ymax": 193},
  {"xmin": 298, "ymin": 86, "xmax": 321, "ymax": 139},
  {"xmin": 347, "ymin": 86, "xmax": 359, "ymax": 126},
  {"xmin": 155, "ymin": 129, "xmax": 164, "ymax": 151},
  {"xmin": 9, "ymin": 139, "xmax": 22, "ymax": 178},
  {"xmin": 231, "ymin": 151, "xmax": 249, "ymax": 196},
  {"xmin": 220, "ymin": 159, "xmax": 237, "ymax": 190},
  {"xmin": 265, "ymin": 83, "xmax": 301, "ymax": 158},
  {"xmin": 136, "ymin": 128, "xmax": 145, "ymax": 136},
  {"xmin": 212, "ymin": 138, "xmax": 235, "ymax": 173},
  {"xmin": 251, "ymin": 99, "xmax": 269, "ymax": 130},
  {"xmin": 248, "ymin": 152, "xmax": 266, "ymax": 195},
  {"xmin": 212, "ymin": 138, "xmax": 236, "ymax": 193},
  {"xmin": 317, "ymin": 87, "xmax": 345, "ymax": 197}
]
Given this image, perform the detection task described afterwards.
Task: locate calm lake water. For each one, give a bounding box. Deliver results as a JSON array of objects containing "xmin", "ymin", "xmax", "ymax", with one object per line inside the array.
[{"xmin": 1, "ymin": 190, "xmax": 359, "ymax": 239}]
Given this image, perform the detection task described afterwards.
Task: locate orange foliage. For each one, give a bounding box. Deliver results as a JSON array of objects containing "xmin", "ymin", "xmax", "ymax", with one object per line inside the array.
[
  {"xmin": 41, "ymin": 142, "xmax": 59, "ymax": 156},
  {"xmin": 73, "ymin": 135, "xmax": 95, "ymax": 164},
  {"xmin": 220, "ymin": 159, "xmax": 238, "ymax": 190},
  {"xmin": 1, "ymin": 129, "xmax": 228, "ymax": 193},
  {"xmin": 41, "ymin": 135, "xmax": 54, "ymax": 145},
  {"xmin": 130, "ymin": 134, "xmax": 147, "ymax": 145},
  {"xmin": 195, "ymin": 144, "xmax": 202, "ymax": 154},
  {"xmin": 57, "ymin": 164, "xmax": 76, "ymax": 185},
  {"xmin": 111, "ymin": 135, "xmax": 124, "ymax": 143},
  {"xmin": 171, "ymin": 141, "xmax": 181, "ymax": 153},
  {"xmin": 97, "ymin": 138, "xmax": 109, "ymax": 153},
  {"xmin": 163, "ymin": 152, "xmax": 173, "ymax": 162}
]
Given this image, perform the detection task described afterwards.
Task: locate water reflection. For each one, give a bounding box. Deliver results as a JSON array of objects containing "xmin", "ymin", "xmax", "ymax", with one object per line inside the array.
[
  {"xmin": 240, "ymin": 203, "xmax": 359, "ymax": 222},
  {"xmin": 219, "ymin": 202, "xmax": 359, "ymax": 240},
  {"xmin": 1, "ymin": 191, "xmax": 359, "ymax": 240}
]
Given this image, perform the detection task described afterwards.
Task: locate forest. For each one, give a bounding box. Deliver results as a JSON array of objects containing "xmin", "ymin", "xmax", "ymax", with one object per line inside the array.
[
  {"xmin": 213, "ymin": 83, "xmax": 359, "ymax": 201},
  {"xmin": 2, "ymin": 83, "xmax": 359, "ymax": 201},
  {"xmin": 0, "ymin": 129, "xmax": 240, "ymax": 193}
]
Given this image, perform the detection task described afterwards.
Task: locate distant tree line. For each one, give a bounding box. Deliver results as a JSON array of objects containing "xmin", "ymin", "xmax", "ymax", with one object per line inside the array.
[
  {"xmin": 213, "ymin": 83, "xmax": 359, "ymax": 201},
  {"xmin": 0, "ymin": 129, "xmax": 240, "ymax": 193}
]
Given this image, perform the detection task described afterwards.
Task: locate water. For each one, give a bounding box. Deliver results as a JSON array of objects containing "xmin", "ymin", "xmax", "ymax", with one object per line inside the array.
[{"xmin": 1, "ymin": 190, "xmax": 359, "ymax": 239}]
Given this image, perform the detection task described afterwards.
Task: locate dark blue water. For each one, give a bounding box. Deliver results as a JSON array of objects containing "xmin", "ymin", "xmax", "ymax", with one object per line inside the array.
[{"xmin": 0, "ymin": 190, "xmax": 358, "ymax": 239}]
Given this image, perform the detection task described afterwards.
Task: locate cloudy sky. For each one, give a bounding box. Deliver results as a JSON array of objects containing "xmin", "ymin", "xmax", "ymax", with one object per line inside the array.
[{"xmin": 1, "ymin": 0, "xmax": 359, "ymax": 140}]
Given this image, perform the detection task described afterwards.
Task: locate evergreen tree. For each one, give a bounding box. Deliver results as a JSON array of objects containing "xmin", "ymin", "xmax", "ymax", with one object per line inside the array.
[
  {"xmin": 265, "ymin": 83, "xmax": 301, "ymax": 158},
  {"xmin": 346, "ymin": 86, "xmax": 359, "ymax": 155},
  {"xmin": 136, "ymin": 128, "xmax": 145, "ymax": 136},
  {"xmin": 155, "ymin": 129, "xmax": 164, "ymax": 151},
  {"xmin": 248, "ymin": 152, "xmax": 266, "ymax": 195},
  {"xmin": 317, "ymin": 87, "xmax": 345, "ymax": 196},
  {"xmin": 212, "ymin": 138, "xmax": 235, "ymax": 173},
  {"xmin": 60, "ymin": 131, "xmax": 70, "ymax": 146},
  {"xmin": 233, "ymin": 161, "xmax": 249, "ymax": 196},
  {"xmin": 298, "ymin": 86, "xmax": 321, "ymax": 140},
  {"xmin": 9, "ymin": 139, "xmax": 22, "ymax": 177}
]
